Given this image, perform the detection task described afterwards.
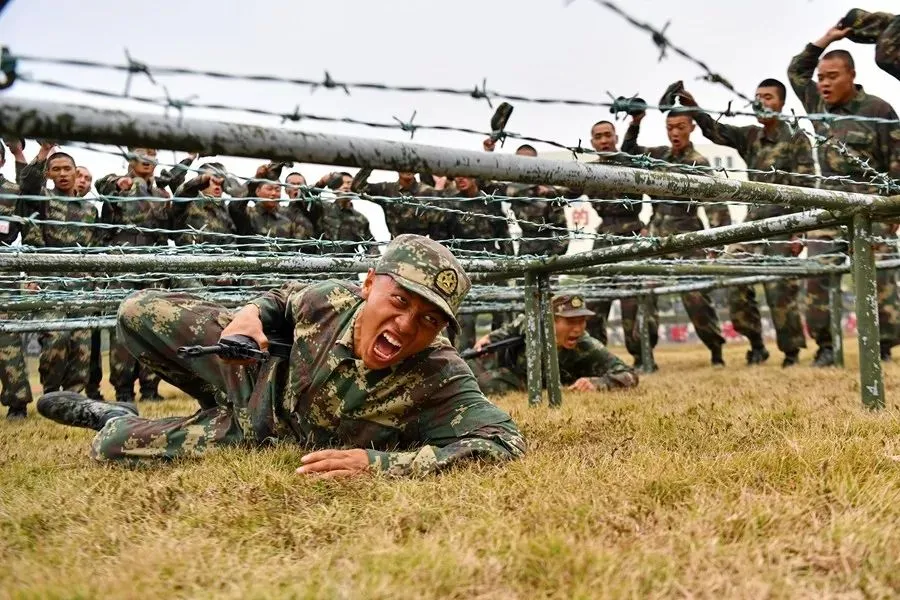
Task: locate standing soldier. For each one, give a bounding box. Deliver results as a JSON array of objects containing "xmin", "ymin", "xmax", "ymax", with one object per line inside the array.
[
  {"xmin": 789, "ymin": 24, "xmax": 900, "ymax": 364},
  {"xmin": 19, "ymin": 143, "xmax": 97, "ymax": 395},
  {"xmin": 679, "ymin": 82, "xmax": 812, "ymax": 367},
  {"xmin": 95, "ymin": 148, "xmax": 170, "ymax": 402},
  {"xmin": 352, "ymin": 171, "xmax": 440, "ymax": 239},
  {"xmin": 74, "ymin": 166, "xmax": 108, "ymax": 403},
  {"xmin": 283, "ymin": 171, "xmax": 319, "ymax": 252},
  {"xmin": 481, "ymin": 142, "xmax": 570, "ymax": 258},
  {"xmin": 582, "ymin": 121, "xmax": 653, "ymax": 368},
  {"xmin": 0, "ymin": 140, "xmax": 32, "ymax": 419},
  {"xmin": 442, "ymin": 175, "xmax": 513, "ymax": 351},
  {"xmin": 622, "ymin": 103, "xmax": 730, "ymax": 367},
  {"xmin": 311, "ymin": 172, "xmax": 373, "ymax": 256}
]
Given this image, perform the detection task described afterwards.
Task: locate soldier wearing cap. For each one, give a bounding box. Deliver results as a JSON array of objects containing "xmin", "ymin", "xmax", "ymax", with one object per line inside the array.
[
  {"xmin": 469, "ymin": 294, "xmax": 638, "ymax": 395},
  {"xmin": 36, "ymin": 234, "xmax": 525, "ymax": 477}
]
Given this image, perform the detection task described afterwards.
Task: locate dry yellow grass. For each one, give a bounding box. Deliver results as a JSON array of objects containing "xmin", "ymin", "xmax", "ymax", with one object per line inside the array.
[{"xmin": 3, "ymin": 341, "xmax": 900, "ymax": 599}]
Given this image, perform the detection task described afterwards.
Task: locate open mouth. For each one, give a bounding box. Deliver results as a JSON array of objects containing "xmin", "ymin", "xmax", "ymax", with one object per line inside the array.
[{"xmin": 373, "ymin": 331, "xmax": 403, "ymax": 362}]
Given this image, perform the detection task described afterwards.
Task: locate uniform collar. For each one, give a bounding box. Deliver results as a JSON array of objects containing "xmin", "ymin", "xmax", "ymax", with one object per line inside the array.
[
  {"xmin": 827, "ymin": 84, "xmax": 866, "ymax": 113},
  {"xmin": 760, "ymin": 120, "xmax": 792, "ymax": 143}
]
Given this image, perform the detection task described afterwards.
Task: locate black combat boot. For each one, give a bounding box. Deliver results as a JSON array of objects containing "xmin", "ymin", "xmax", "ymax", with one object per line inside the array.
[
  {"xmin": 711, "ymin": 345, "xmax": 726, "ymax": 367},
  {"xmin": 782, "ymin": 351, "xmax": 800, "ymax": 368},
  {"xmin": 813, "ymin": 346, "xmax": 835, "ymax": 368},
  {"xmin": 880, "ymin": 342, "xmax": 893, "ymax": 362},
  {"xmin": 37, "ymin": 392, "xmax": 139, "ymax": 431},
  {"xmin": 6, "ymin": 405, "xmax": 27, "ymax": 421}
]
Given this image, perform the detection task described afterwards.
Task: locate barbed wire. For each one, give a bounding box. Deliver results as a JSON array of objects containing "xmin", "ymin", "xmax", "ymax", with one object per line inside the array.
[{"xmin": 13, "ymin": 50, "xmax": 900, "ymax": 129}]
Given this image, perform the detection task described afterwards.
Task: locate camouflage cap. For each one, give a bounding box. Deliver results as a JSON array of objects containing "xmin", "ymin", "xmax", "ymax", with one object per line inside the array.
[
  {"xmin": 375, "ymin": 234, "xmax": 471, "ymax": 333},
  {"xmin": 838, "ymin": 9, "xmax": 895, "ymax": 44},
  {"xmin": 552, "ymin": 294, "xmax": 596, "ymax": 318}
]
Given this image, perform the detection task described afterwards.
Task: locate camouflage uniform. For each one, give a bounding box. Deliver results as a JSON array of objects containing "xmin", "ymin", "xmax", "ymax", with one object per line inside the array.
[
  {"xmin": 835, "ymin": 9, "xmax": 900, "ymax": 82},
  {"xmin": 171, "ymin": 178, "xmax": 239, "ymax": 246},
  {"xmin": 469, "ymin": 295, "xmax": 638, "ymax": 395},
  {"xmin": 89, "ymin": 235, "xmax": 525, "ymax": 476},
  {"xmin": 582, "ymin": 156, "xmax": 651, "ymax": 360},
  {"xmin": 0, "ymin": 170, "xmax": 32, "ymax": 414},
  {"xmin": 443, "ymin": 189, "xmax": 513, "ymax": 351},
  {"xmin": 364, "ymin": 180, "xmax": 443, "ymax": 238},
  {"xmin": 694, "ymin": 114, "xmax": 813, "ymax": 357},
  {"xmin": 789, "ymin": 44, "xmax": 900, "ymax": 352},
  {"xmin": 95, "ymin": 174, "xmax": 170, "ymax": 401},
  {"xmin": 20, "ymin": 158, "xmax": 97, "ymax": 393},
  {"xmin": 316, "ymin": 197, "xmax": 374, "ymax": 255},
  {"xmin": 622, "ymin": 127, "xmax": 729, "ymax": 354}
]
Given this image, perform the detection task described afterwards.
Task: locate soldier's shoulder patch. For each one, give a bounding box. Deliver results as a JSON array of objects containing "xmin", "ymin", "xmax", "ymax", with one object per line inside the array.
[{"xmin": 434, "ymin": 268, "xmax": 458, "ymax": 297}]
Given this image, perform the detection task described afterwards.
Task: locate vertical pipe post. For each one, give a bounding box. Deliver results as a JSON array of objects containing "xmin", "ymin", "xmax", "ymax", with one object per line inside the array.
[
  {"xmin": 637, "ymin": 295, "xmax": 657, "ymax": 373},
  {"xmin": 829, "ymin": 273, "xmax": 845, "ymax": 368},
  {"xmin": 538, "ymin": 274, "xmax": 563, "ymax": 407},
  {"xmin": 851, "ymin": 214, "xmax": 884, "ymax": 409},
  {"xmin": 523, "ymin": 271, "xmax": 544, "ymax": 407}
]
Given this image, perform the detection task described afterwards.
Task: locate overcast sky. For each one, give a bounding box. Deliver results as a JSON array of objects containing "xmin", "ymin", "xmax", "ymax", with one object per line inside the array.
[{"xmin": 1, "ymin": 0, "xmax": 898, "ymax": 239}]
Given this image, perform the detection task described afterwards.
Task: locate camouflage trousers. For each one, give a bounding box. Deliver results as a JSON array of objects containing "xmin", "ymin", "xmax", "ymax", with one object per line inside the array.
[
  {"xmin": 727, "ymin": 239, "xmax": 806, "ymax": 354},
  {"xmin": 806, "ymin": 228, "xmax": 900, "ymax": 349},
  {"xmin": 586, "ymin": 220, "xmax": 656, "ymax": 357},
  {"xmin": 649, "ymin": 218, "xmax": 725, "ymax": 351},
  {"xmin": 586, "ymin": 298, "xmax": 657, "ymax": 359},
  {"xmin": 90, "ymin": 291, "xmax": 272, "ymax": 462},
  {"xmin": 468, "ymin": 359, "xmax": 526, "ymax": 396},
  {"xmin": 0, "ymin": 317, "xmax": 32, "ymax": 410},
  {"xmin": 39, "ymin": 316, "xmax": 90, "ymax": 394}
]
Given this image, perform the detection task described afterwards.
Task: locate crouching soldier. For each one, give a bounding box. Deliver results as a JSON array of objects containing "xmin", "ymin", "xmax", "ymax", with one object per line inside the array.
[{"xmin": 36, "ymin": 235, "xmax": 525, "ymax": 477}]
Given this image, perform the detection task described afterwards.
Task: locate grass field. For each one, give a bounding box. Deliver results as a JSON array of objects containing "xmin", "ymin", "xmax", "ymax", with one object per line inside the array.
[{"xmin": 2, "ymin": 341, "xmax": 900, "ymax": 599}]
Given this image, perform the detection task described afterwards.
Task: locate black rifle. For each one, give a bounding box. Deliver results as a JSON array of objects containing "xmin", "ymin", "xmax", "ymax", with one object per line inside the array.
[
  {"xmin": 177, "ymin": 334, "xmax": 292, "ymax": 362},
  {"xmin": 460, "ymin": 335, "xmax": 524, "ymax": 360}
]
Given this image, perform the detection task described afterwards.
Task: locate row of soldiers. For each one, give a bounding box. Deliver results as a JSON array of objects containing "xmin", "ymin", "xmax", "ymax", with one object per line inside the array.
[{"xmin": 4, "ymin": 9, "xmax": 900, "ymax": 420}]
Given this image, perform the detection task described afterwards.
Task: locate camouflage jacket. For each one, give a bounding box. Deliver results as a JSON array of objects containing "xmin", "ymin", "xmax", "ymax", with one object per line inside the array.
[
  {"xmin": 489, "ymin": 182, "xmax": 569, "ymax": 257},
  {"xmin": 249, "ymin": 279, "xmax": 525, "ymax": 476},
  {"xmin": 622, "ymin": 128, "xmax": 732, "ymax": 230},
  {"xmin": 366, "ymin": 180, "xmax": 443, "ymax": 238},
  {"xmin": 587, "ymin": 155, "xmax": 645, "ymax": 234},
  {"xmin": 442, "ymin": 190, "xmax": 513, "ymax": 257},
  {"xmin": 789, "ymin": 43, "xmax": 900, "ymax": 194},
  {"xmin": 247, "ymin": 204, "xmax": 298, "ymax": 240},
  {"xmin": 0, "ymin": 172, "xmax": 22, "ymax": 246},
  {"xmin": 171, "ymin": 180, "xmax": 239, "ymax": 246},
  {"xmin": 486, "ymin": 314, "xmax": 635, "ymax": 389},
  {"xmin": 95, "ymin": 173, "xmax": 170, "ymax": 246},
  {"xmin": 316, "ymin": 198, "xmax": 374, "ymax": 255},
  {"xmin": 694, "ymin": 116, "xmax": 816, "ymax": 220},
  {"xmin": 285, "ymin": 201, "xmax": 320, "ymax": 251},
  {"xmin": 19, "ymin": 158, "xmax": 97, "ymax": 248}
]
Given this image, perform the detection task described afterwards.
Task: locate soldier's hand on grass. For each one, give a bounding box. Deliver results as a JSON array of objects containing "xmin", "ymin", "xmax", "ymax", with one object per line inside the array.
[
  {"xmin": 567, "ymin": 377, "xmax": 598, "ymax": 392},
  {"xmin": 218, "ymin": 304, "xmax": 269, "ymax": 364},
  {"xmin": 297, "ymin": 449, "xmax": 370, "ymax": 478}
]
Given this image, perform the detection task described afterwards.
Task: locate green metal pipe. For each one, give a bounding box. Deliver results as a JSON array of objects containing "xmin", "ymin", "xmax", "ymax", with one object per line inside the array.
[
  {"xmin": 851, "ymin": 214, "xmax": 885, "ymax": 409},
  {"xmin": 538, "ymin": 274, "xmax": 563, "ymax": 408},
  {"xmin": 523, "ymin": 272, "xmax": 544, "ymax": 407}
]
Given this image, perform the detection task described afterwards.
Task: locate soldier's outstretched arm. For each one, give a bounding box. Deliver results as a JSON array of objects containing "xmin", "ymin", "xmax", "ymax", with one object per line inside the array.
[
  {"xmin": 680, "ymin": 89, "xmax": 750, "ymax": 151},
  {"xmin": 571, "ymin": 336, "xmax": 639, "ymax": 391},
  {"xmin": 368, "ymin": 383, "xmax": 526, "ymax": 477}
]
